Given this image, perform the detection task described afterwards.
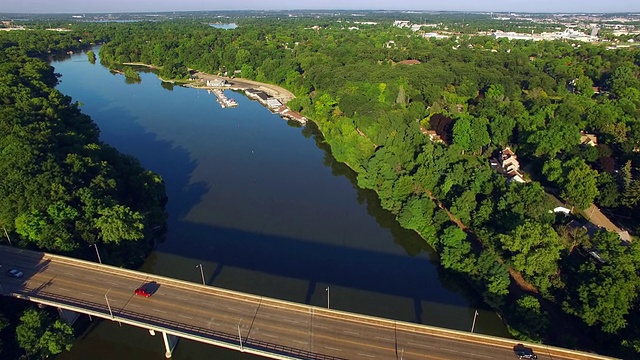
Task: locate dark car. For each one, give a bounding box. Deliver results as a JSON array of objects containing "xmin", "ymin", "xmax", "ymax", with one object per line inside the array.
[
  {"xmin": 134, "ymin": 287, "xmax": 151, "ymax": 297},
  {"xmin": 7, "ymin": 269, "xmax": 23, "ymax": 278},
  {"xmin": 514, "ymin": 344, "xmax": 538, "ymax": 359}
]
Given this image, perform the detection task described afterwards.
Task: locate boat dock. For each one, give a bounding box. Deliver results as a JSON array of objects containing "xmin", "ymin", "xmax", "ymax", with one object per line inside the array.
[{"xmin": 211, "ymin": 89, "xmax": 237, "ymax": 108}]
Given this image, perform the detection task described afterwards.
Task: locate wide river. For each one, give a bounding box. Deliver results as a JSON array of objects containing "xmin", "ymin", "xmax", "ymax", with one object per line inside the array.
[{"xmin": 53, "ymin": 49, "xmax": 510, "ymax": 359}]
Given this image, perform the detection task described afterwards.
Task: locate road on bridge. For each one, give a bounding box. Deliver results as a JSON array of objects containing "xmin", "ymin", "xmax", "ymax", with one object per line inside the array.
[{"xmin": 0, "ymin": 246, "xmax": 615, "ymax": 360}]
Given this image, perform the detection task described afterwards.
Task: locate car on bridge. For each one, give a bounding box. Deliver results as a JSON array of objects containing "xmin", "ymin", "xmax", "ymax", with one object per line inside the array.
[
  {"xmin": 514, "ymin": 344, "xmax": 538, "ymax": 359},
  {"xmin": 135, "ymin": 287, "xmax": 152, "ymax": 297},
  {"xmin": 6, "ymin": 269, "xmax": 23, "ymax": 278}
]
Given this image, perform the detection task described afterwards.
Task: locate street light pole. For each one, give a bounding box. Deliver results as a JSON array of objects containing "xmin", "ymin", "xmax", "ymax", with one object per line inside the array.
[
  {"xmin": 105, "ymin": 289, "xmax": 114, "ymax": 319},
  {"xmin": 91, "ymin": 244, "xmax": 102, "ymax": 264},
  {"xmin": 196, "ymin": 264, "xmax": 205, "ymax": 285},
  {"xmin": 471, "ymin": 310, "xmax": 479, "ymax": 333},
  {"xmin": 326, "ymin": 286, "xmax": 330, "ymax": 309},
  {"xmin": 237, "ymin": 319, "xmax": 244, "ymax": 352},
  {"xmin": 3, "ymin": 227, "xmax": 12, "ymax": 246}
]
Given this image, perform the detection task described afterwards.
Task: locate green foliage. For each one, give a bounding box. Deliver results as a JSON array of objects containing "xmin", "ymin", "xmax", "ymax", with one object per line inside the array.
[
  {"xmin": 86, "ymin": 50, "xmax": 96, "ymax": 64},
  {"xmin": 439, "ymin": 226, "xmax": 476, "ymax": 273},
  {"xmin": 124, "ymin": 67, "xmax": 141, "ymax": 82},
  {"xmin": 562, "ymin": 232, "xmax": 640, "ymax": 334},
  {"xmin": 543, "ymin": 158, "xmax": 599, "ymax": 210},
  {"xmin": 16, "ymin": 309, "xmax": 73, "ymax": 358},
  {"xmin": 500, "ymin": 221, "xmax": 565, "ymax": 292},
  {"xmin": 0, "ymin": 32, "xmax": 167, "ymax": 258}
]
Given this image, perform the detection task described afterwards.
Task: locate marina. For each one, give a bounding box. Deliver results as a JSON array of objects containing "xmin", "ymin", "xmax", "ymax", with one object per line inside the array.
[{"xmin": 211, "ymin": 89, "xmax": 237, "ymax": 108}]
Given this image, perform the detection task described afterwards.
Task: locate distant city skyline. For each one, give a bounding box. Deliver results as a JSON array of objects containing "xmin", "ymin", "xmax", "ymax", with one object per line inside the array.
[{"xmin": 1, "ymin": 0, "xmax": 639, "ymax": 14}]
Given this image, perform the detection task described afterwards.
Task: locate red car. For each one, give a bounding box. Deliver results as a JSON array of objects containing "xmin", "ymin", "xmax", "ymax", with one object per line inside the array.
[{"xmin": 134, "ymin": 287, "xmax": 151, "ymax": 297}]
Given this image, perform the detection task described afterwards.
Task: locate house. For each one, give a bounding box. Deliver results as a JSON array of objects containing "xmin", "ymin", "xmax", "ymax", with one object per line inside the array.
[
  {"xmin": 420, "ymin": 127, "xmax": 444, "ymax": 143},
  {"xmin": 266, "ymin": 98, "xmax": 282, "ymax": 109},
  {"xmin": 206, "ymin": 78, "xmax": 230, "ymax": 87},
  {"xmin": 498, "ymin": 147, "xmax": 527, "ymax": 183},
  {"xmin": 580, "ymin": 131, "xmax": 598, "ymax": 146}
]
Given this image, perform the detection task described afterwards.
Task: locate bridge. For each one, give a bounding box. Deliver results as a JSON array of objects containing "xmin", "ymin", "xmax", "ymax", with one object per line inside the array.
[{"xmin": 0, "ymin": 246, "xmax": 617, "ymax": 360}]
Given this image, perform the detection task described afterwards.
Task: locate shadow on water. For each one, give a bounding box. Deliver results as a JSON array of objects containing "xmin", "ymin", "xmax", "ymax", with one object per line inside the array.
[{"xmin": 66, "ymin": 82, "xmax": 210, "ymax": 228}]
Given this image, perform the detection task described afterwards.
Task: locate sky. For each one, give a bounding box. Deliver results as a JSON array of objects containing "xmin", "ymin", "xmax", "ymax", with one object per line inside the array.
[{"xmin": 1, "ymin": 0, "xmax": 639, "ymax": 14}]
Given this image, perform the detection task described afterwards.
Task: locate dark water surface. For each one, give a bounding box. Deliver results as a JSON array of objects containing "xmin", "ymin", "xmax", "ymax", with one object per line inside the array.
[{"xmin": 52, "ymin": 49, "xmax": 510, "ymax": 359}]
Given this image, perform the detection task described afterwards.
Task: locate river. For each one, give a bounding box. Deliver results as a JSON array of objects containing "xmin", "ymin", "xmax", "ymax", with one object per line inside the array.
[{"xmin": 52, "ymin": 48, "xmax": 510, "ymax": 360}]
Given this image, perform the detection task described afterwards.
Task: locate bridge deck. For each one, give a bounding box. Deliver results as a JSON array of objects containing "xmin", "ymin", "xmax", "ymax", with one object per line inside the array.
[{"xmin": 0, "ymin": 246, "xmax": 617, "ymax": 360}]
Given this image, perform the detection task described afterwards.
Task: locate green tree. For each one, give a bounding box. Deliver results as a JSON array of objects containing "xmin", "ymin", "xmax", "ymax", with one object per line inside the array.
[
  {"xmin": 86, "ymin": 50, "xmax": 96, "ymax": 64},
  {"xmin": 500, "ymin": 221, "xmax": 564, "ymax": 292},
  {"xmin": 439, "ymin": 226, "xmax": 476, "ymax": 273},
  {"xmin": 16, "ymin": 309, "xmax": 74, "ymax": 358},
  {"xmin": 95, "ymin": 205, "xmax": 145, "ymax": 243},
  {"xmin": 543, "ymin": 158, "xmax": 599, "ymax": 210}
]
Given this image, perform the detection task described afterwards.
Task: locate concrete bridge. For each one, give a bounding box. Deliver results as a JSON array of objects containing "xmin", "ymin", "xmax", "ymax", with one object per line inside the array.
[{"xmin": 0, "ymin": 246, "xmax": 617, "ymax": 360}]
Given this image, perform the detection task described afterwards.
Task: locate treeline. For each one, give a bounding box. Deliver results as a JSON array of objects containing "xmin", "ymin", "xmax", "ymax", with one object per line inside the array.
[
  {"xmin": 0, "ymin": 30, "xmax": 167, "ymax": 358},
  {"xmin": 65, "ymin": 19, "xmax": 640, "ymax": 356}
]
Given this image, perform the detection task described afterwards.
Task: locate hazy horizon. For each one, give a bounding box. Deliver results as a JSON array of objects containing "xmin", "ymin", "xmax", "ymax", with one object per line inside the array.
[{"xmin": 1, "ymin": 0, "xmax": 639, "ymax": 14}]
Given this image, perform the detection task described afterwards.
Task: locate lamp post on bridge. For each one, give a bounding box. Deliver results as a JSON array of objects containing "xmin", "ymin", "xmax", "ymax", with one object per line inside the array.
[
  {"xmin": 326, "ymin": 286, "xmax": 330, "ymax": 309},
  {"xmin": 196, "ymin": 264, "xmax": 205, "ymax": 285},
  {"xmin": 471, "ymin": 309, "xmax": 479, "ymax": 333},
  {"xmin": 3, "ymin": 227, "xmax": 12, "ymax": 246},
  {"xmin": 90, "ymin": 243, "xmax": 102, "ymax": 264},
  {"xmin": 105, "ymin": 289, "xmax": 114, "ymax": 319},
  {"xmin": 237, "ymin": 319, "xmax": 244, "ymax": 352}
]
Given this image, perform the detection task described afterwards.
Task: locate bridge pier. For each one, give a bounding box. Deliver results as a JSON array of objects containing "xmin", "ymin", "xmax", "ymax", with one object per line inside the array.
[{"xmin": 162, "ymin": 332, "xmax": 179, "ymax": 358}]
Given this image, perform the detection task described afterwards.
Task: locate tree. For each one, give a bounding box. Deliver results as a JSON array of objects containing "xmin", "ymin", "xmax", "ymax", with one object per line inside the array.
[
  {"xmin": 439, "ymin": 226, "xmax": 476, "ymax": 273},
  {"xmin": 543, "ymin": 158, "xmax": 599, "ymax": 210},
  {"xmin": 95, "ymin": 205, "xmax": 145, "ymax": 243},
  {"xmin": 16, "ymin": 309, "xmax": 74, "ymax": 358},
  {"xmin": 452, "ymin": 114, "xmax": 490, "ymax": 154},
  {"xmin": 563, "ymin": 231, "xmax": 640, "ymax": 333},
  {"xmin": 86, "ymin": 50, "xmax": 96, "ymax": 64},
  {"xmin": 500, "ymin": 221, "xmax": 564, "ymax": 292}
]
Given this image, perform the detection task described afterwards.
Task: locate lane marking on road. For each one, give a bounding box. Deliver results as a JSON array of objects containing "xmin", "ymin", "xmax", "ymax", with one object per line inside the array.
[
  {"xmin": 375, "ymin": 336, "xmax": 393, "ymax": 341},
  {"xmin": 315, "ymin": 325, "xmax": 328, "ymax": 329},
  {"xmin": 357, "ymin": 353, "xmax": 375, "ymax": 358},
  {"xmin": 176, "ymin": 296, "xmax": 190, "ymax": 301},
  {"xmin": 465, "ymin": 353, "xmax": 492, "ymax": 359},
  {"xmin": 153, "ymin": 308, "xmax": 167, "ymax": 314},
  {"xmin": 179, "ymin": 315, "xmax": 193, "ymax": 319},
  {"xmin": 80, "ymin": 292, "xmax": 94, "ymax": 297},
  {"xmin": 57, "ymin": 287, "xmax": 71, "ymax": 292},
  {"xmin": 343, "ymin": 330, "xmax": 359, "ymax": 335},
  {"xmin": 262, "ymin": 333, "xmax": 279, "ymax": 339},
  {"xmin": 282, "ymin": 318, "xmax": 302, "ymax": 324},
  {"xmin": 128, "ymin": 303, "xmax": 141, "ymax": 308},
  {"xmin": 293, "ymin": 339, "xmax": 307, "ymax": 345},
  {"xmin": 407, "ymin": 341, "xmax": 435, "ymax": 349},
  {"xmin": 324, "ymin": 346, "xmax": 342, "ymax": 352}
]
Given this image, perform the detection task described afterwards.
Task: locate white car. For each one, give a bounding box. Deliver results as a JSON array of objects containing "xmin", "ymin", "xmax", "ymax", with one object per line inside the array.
[{"xmin": 7, "ymin": 269, "xmax": 23, "ymax": 278}]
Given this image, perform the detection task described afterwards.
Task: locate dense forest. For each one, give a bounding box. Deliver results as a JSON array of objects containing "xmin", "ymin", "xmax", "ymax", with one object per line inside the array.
[
  {"xmin": 1, "ymin": 13, "xmax": 639, "ymax": 358},
  {"xmin": 0, "ymin": 30, "xmax": 167, "ymax": 358}
]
